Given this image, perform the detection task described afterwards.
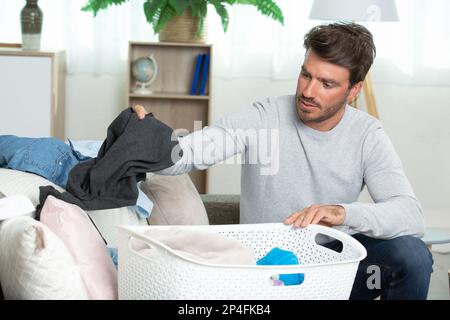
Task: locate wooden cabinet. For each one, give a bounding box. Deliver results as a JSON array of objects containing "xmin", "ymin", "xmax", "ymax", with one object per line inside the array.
[
  {"xmin": 128, "ymin": 42, "xmax": 211, "ymax": 194},
  {"xmin": 0, "ymin": 49, "xmax": 65, "ymax": 140}
]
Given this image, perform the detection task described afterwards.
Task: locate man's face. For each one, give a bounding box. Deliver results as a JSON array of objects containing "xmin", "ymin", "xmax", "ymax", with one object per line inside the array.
[{"xmin": 296, "ymin": 50, "xmax": 362, "ymax": 130}]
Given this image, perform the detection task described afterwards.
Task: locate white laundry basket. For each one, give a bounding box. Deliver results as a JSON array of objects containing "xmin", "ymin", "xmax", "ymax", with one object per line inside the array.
[{"xmin": 117, "ymin": 223, "xmax": 367, "ymax": 300}]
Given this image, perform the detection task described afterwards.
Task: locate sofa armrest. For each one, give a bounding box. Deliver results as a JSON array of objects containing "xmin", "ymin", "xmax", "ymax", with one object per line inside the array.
[{"xmin": 200, "ymin": 194, "xmax": 240, "ymax": 225}]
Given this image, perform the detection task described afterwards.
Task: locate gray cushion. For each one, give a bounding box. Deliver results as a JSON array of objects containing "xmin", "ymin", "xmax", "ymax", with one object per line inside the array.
[{"xmin": 201, "ymin": 194, "xmax": 240, "ymax": 225}]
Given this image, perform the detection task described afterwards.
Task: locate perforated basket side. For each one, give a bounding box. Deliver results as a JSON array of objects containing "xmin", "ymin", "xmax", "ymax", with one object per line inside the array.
[{"xmin": 117, "ymin": 224, "xmax": 366, "ymax": 300}]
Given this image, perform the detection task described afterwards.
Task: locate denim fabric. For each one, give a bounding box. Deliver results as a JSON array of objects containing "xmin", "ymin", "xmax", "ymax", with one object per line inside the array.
[
  {"xmin": 0, "ymin": 135, "xmax": 154, "ymax": 216},
  {"xmin": 0, "ymin": 135, "xmax": 89, "ymax": 188},
  {"xmin": 107, "ymin": 246, "xmax": 118, "ymax": 269},
  {"xmin": 135, "ymin": 182, "xmax": 153, "ymax": 218},
  {"xmin": 324, "ymin": 234, "xmax": 434, "ymax": 300}
]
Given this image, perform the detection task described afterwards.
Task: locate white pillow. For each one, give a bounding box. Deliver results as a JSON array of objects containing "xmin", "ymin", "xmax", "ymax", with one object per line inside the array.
[
  {"xmin": 0, "ymin": 216, "xmax": 88, "ymax": 300},
  {"xmin": 0, "ymin": 168, "xmax": 63, "ymax": 207}
]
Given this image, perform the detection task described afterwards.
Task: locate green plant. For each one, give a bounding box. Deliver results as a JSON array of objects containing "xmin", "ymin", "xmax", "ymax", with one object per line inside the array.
[{"xmin": 82, "ymin": 0, "xmax": 284, "ymax": 37}]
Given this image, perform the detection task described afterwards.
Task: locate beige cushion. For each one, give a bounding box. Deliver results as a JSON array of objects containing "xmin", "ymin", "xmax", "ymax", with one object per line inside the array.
[{"xmin": 142, "ymin": 174, "xmax": 209, "ymax": 225}]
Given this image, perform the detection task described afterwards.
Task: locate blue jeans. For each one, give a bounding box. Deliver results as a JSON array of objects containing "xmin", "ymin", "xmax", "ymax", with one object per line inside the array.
[
  {"xmin": 0, "ymin": 135, "xmax": 89, "ymax": 188},
  {"xmin": 324, "ymin": 233, "xmax": 433, "ymax": 300}
]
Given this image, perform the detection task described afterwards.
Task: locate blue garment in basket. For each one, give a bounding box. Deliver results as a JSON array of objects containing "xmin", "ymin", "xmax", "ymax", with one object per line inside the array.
[{"xmin": 257, "ymin": 247, "xmax": 305, "ymax": 286}]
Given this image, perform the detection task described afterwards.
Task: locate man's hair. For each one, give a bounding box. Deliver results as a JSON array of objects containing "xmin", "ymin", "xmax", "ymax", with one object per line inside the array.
[{"xmin": 303, "ymin": 22, "xmax": 376, "ymax": 86}]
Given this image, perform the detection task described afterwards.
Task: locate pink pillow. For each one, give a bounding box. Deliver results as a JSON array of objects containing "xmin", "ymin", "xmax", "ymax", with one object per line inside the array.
[{"xmin": 40, "ymin": 196, "xmax": 118, "ymax": 300}]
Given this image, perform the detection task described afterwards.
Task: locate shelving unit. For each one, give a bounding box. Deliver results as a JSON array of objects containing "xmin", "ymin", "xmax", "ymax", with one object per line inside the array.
[{"xmin": 127, "ymin": 41, "xmax": 212, "ymax": 194}]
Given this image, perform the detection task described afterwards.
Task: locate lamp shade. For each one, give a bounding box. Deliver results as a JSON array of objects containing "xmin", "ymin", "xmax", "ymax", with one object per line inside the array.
[{"xmin": 309, "ymin": 0, "xmax": 399, "ymax": 22}]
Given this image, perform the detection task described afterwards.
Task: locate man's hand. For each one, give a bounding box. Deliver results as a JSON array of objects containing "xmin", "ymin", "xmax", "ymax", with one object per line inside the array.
[
  {"xmin": 132, "ymin": 104, "xmax": 148, "ymax": 120},
  {"xmin": 283, "ymin": 204, "xmax": 346, "ymax": 228}
]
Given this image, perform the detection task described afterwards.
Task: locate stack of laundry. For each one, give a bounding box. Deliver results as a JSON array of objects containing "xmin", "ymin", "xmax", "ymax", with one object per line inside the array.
[
  {"xmin": 0, "ymin": 108, "xmax": 181, "ymax": 265},
  {"xmin": 0, "ymin": 108, "xmax": 180, "ymax": 221}
]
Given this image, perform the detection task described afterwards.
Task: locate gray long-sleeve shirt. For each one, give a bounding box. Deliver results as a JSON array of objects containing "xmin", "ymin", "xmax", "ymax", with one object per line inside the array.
[{"xmin": 159, "ymin": 95, "xmax": 425, "ymax": 239}]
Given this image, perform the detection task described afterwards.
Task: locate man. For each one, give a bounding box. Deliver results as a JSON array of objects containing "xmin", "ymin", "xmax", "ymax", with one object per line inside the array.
[{"xmin": 133, "ymin": 22, "xmax": 433, "ymax": 300}]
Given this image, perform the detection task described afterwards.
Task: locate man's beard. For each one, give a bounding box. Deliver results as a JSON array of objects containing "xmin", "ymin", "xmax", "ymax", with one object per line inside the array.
[{"xmin": 295, "ymin": 91, "xmax": 349, "ymax": 124}]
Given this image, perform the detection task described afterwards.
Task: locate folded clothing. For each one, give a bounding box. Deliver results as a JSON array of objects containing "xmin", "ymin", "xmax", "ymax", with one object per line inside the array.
[
  {"xmin": 66, "ymin": 140, "xmax": 103, "ymax": 158},
  {"xmin": 140, "ymin": 228, "xmax": 256, "ymax": 265},
  {"xmin": 257, "ymin": 247, "xmax": 305, "ymax": 286}
]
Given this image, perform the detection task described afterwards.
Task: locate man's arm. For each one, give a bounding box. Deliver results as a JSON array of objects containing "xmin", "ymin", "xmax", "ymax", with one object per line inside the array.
[
  {"xmin": 133, "ymin": 102, "xmax": 270, "ymax": 176},
  {"xmin": 133, "ymin": 104, "xmax": 228, "ymax": 175},
  {"xmin": 339, "ymin": 127, "xmax": 425, "ymax": 239},
  {"xmin": 156, "ymin": 125, "xmax": 247, "ymax": 175},
  {"xmin": 285, "ymin": 127, "xmax": 424, "ymax": 240}
]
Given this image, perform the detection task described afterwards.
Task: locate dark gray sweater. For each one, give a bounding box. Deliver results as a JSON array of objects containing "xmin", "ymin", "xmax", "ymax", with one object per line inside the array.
[{"xmin": 39, "ymin": 108, "xmax": 180, "ymax": 211}]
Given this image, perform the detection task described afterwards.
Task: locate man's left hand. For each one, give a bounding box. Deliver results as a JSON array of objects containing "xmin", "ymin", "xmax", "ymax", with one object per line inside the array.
[{"xmin": 283, "ymin": 204, "xmax": 346, "ymax": 228}]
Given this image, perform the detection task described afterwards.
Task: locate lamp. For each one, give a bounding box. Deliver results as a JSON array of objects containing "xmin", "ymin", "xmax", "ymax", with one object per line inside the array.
[{"xmin": 309, "ymin": 0, "xmax": 399, "ymax": 118}]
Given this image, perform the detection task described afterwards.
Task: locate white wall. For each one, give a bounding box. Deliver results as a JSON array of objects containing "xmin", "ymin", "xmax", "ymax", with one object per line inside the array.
[
  {"xmin": 65, "ymin": 74, "xmax": 128, "ymax": 140},
  {"xmin": 65, "ymin": 71, "xmax": 450, "ymax": 229},
  {"xmin": 374, "ymin": 84, "xmax": 450, "ymax": 229}
]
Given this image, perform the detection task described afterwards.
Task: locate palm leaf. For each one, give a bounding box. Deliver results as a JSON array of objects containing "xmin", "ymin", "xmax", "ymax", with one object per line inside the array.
[
  {"xmin": 189, "ymin": 0, "xmax": 207, "ymax": 18},
  {"xmin": 143, "ymin": 0, "xmax": 167, "ymax": 31},
  {"xmin": 154, "ymin": 5, "xmax": 177, "ymax": 33},
  {"xmin": 81, "ymin": 0, "xmax": 284, "ymax": 36},
  {"xmin": 168, "ymin": 0, "xmax": 189, "ymax": 15},
  {"xmin": 189, "ymin": 0, "xmax": 208, "ymax": 36},
  {"xmin": 235, "ymin": 0, "xmax": 284, "ymax": 25},
  {"xmin": 81, "ymin": 0, "xmax": 129, "ymax": 16},
  {"xmin": 210, "ymin": 0, "xmax": 230, "ymax": 32}
]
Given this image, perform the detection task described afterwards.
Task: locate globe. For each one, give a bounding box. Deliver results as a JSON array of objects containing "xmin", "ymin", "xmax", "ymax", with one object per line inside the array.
[{"xmin": 131, "ymin": 55, "xmax": 158, "ymax": 94}]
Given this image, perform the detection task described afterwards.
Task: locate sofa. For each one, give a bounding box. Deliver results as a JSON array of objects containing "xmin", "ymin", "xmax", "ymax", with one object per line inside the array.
[{"xmin": 0, "ymin": 169, "xmax": 240, "ymax": 299}]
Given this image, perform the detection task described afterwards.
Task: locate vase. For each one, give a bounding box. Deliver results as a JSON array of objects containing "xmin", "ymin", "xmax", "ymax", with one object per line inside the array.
[
  {"xmin": 20, "ymin": 0, "xmax": 43, "ymax": 51},
  {"xmin": 158, "ymin": 9, "xmax": 207, "ymax": 43}
]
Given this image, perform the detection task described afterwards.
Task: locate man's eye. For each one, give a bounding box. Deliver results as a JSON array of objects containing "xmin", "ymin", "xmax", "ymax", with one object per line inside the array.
[
  {"xmin": 301, "ymin": 73, "xmax": 311, "ymax": 79},
  {"xmin": 323, "ymin": 82, "xmax": 333, "ymax": 88}
]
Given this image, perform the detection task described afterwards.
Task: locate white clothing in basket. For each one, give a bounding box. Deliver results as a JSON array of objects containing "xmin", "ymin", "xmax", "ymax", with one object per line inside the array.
[{"xmin": 140, "ymin": 228, "xmax": 256, "ymax": 265}]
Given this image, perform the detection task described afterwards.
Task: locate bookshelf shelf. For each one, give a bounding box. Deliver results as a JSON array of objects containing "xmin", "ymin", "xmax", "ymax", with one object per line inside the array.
[
  {"xmin": 129, "ymin": 92, "xmax": 210, "ymax": 100},
  {"xmin": 127, "ymin": 41, "xmax": 211, "ymax": 194}
]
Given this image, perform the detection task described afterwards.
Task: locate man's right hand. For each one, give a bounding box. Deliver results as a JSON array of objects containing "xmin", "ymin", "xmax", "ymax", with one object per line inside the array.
[{"xmin": 132, "ymin": 104, "xmax": 148, "ymax": 120}]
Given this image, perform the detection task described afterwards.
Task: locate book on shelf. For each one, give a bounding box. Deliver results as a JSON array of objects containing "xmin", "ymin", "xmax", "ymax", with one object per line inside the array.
[
  {"xmin": 190, "ymin": 53, "xmax": 204, "ymax": 95},
  {"xmin": 199, "ymin": 53, "xmax": 210, "ymax": 96}
]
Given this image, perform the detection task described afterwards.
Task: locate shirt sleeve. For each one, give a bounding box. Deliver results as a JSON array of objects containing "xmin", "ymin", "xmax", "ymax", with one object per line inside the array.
[
  {"xmin": 340, "ymin": 127, "xmax": 425, "ymax": 239},
  {"xmin": 156, "ymin": 100, "xmax": 272, "ymax": 176}
]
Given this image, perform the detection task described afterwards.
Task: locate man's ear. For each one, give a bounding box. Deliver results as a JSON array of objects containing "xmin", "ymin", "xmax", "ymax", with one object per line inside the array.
[{"xmin": 347, "ymin": 81, "xmax": 363, "ymax": 104}]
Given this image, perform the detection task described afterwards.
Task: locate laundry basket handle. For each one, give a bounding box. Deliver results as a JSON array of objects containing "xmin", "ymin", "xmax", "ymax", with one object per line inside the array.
[
  {"xmin": 304, "ymin": 224, "xmax": 356, "ymax": 256},
  {"xmin": 121, "ymin": 227, "xmax": 171, "ymax": 263}
]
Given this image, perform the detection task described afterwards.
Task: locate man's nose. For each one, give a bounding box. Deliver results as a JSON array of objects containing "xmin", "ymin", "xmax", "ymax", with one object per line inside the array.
[{"xmin": 302, "ymin": 80, "xmax": 317, "ymax": 98}]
